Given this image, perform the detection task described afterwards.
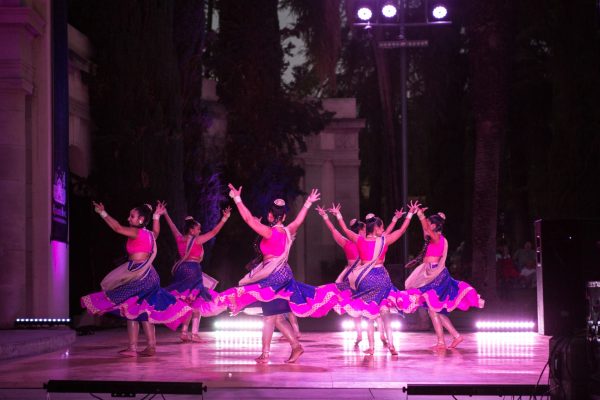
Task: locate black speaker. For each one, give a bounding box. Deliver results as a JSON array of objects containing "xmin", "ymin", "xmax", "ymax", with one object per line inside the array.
[{"xmin": 536, "ymin": 220, "xmax": 600, "ymax": 336}]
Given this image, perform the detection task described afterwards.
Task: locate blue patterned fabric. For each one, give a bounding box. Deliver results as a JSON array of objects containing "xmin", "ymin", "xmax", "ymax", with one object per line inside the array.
[
  {"xmin": 105, "ymin": 267, "xmax": 178, "ymax": 321},
  {"xmin": 254, "ymin": 264, "xmax": 317, "ymax": 315},
  {"xmin": 165, "ymin": 261, "xmax": 212, "ymax": 301},
  {"xmin": 349, "ymin": 267, "xmax": 395, "ymax": 304},
  {"xmin": 417, "ymin": 268, "xmax": 459, "ymax": 314}
]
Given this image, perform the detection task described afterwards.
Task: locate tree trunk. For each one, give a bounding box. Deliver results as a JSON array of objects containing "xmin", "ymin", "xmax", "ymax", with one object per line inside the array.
[{"xmin": 467, "ymin": 0, "xmax": 511, "ymax": 303}]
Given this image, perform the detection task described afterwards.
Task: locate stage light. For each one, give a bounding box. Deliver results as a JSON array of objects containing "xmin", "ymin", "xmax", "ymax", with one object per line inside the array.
[
  {"xmin": 381, "ymin": 2, "xmax": 398, "ymax": 18},
  {"xmin": 213, "ymin": 317, "xmax": 263, "ymax": 332},
  {"xmin": 15, "ymin": 317, "xmax": 71, "ymax": 328},
  {"xmin": 357, "ymin": 6, "xmax": 373, "ymax": 21},
  {"xmin": 475, "ymin": 320, "xmax": 536, "ymax": 331},
  {"xmin": 431, "ymin": 5, "xmax": 448, "ymax": 19}
]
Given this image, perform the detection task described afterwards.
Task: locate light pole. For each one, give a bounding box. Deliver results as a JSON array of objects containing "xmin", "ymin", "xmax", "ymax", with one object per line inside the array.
[{"xmin": 354, "ymin": 0, "xmax": 452, "ymax": 266}]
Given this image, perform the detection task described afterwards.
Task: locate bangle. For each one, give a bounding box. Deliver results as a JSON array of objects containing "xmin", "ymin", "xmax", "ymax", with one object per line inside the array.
[
  {"xmin": 303, "ymin": 201, "xmax": 312, "ymax": 209},
  {"xmin": 392, "ymin": 216, "xmax": 399, "ymax": 223},
  {"xmin": 406, "ymin": 212, "xmax": 414, "ymax": 219},
  {"xmin": 321, "ymin": 214, "xmax": 329, "ymax": 220},
  {"xmin": 234, "ymin": 195, "xmax": 242, "ymax": 204},
  {"xmin": 152, "ymin": 214, "xmax": 160, "ymax": 220},
  {"xmin": 100, "ymin": 211, "xmax": 108, "ymax": 219},
  {"xmin": 335, "ymin": 213, "xmax": 343, "ymax": 220}
]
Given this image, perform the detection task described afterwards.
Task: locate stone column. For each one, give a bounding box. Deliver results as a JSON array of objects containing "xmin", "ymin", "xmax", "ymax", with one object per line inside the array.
[
  {"xmin": 0, "ymin": 4, "xmax": 45, "ymax": 327},
  {"xmin": 291, "ymin": 98, "xmax": 364, "ymax": 284}
]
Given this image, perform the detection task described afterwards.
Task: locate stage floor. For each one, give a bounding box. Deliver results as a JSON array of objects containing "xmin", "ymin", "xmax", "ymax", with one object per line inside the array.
[{"xmin": 0, "ymin": 328, "xmax": 550, "ymax": 399}]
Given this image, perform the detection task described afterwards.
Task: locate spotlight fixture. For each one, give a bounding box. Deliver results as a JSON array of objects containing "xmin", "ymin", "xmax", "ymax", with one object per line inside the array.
[
  {"xmin": 431, "ymin": 5, "xmax": 448, "ymax": 19},
  {"xmin": 381, "ymin": 2, "xmax": 398, "ymax": 18},
  {"xmin": 357, "ymin": 6, "xmax": 374, "ymax": 21}
]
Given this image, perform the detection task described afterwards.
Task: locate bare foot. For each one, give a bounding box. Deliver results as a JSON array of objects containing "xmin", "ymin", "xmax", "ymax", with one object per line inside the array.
[
  {"xmin": 430, "ymin": 342, "xmax": 446, "ymax": 351},
  {"xmin": 363, "ymin": 348, "xmax": 374, "ymax": 355},
  {"xmin": 138, "ymin": 346, "xmax": 156, "ymax": 357},
  {"xmin": 190, "ymin": 334, "xmax": 203, "ymax": 343},
  {"xmin": 284, "ymin": 345, "xmax": 304, "ymax": 363},
  {"xmin": 255, "ymin": 351, "xmax": 269, "ymax": 364},
  {"xmin": 388, "ymin": 346, "xmax": 398, "ymax": 356},
  {"xmin": 118, "ymin": 347, "xmax": 137, "ymax": 357},
  {"xmin": 180, "ymin": 332, "xmax": 190, "ymax": 343},
  {"xmin": 448, "ymin": 335, "xmax": 464, "ymax": 349}
]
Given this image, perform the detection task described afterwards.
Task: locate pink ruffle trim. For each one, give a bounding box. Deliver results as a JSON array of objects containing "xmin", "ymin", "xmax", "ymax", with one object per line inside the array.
[{"xmin": 81, "ymin": 292, "xmax": 192, "ymax": 331}]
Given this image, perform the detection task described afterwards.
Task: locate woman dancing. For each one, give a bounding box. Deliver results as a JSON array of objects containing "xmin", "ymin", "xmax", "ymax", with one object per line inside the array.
[
  {"xmin": 81, "ymin": 202, "xmax": 191, "ymax": 357},
  {"xmin": 162, "ymin": 205, "xmax": 231, "ymax": 343},
  {"xmin": 316, "ymin": 206, "xmax": 390, "ymax": 348},
  {"xmin": 330, "ymin": 203, "xmax": 419, "ymax": 355},
  {"xmin": 405, "ymin": 204, "xmax": 484, "ymax": 350},
  {"xmin": 219, "ymin": 185, "xmax": 337, "ymax": 364}
]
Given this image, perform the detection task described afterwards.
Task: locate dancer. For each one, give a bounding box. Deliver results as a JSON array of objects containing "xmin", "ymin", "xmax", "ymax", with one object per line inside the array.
[
  {"xmin": 219, "ymin": 185, "xmax": 337, "ymax": 364},
  {"xmin": 404, "ymin": 204, "xmax": 485, "ymax": 350},
  {"xmin": 162, "ymin": 204, "xmax": 231, "ymax": 343},
  {"xmin": 81, "ymin": 202, "xmax": 191, "ymax": 357},
  {"xmin": 330, "ymin": 202, "xmax": 420, "ymax": 355}
]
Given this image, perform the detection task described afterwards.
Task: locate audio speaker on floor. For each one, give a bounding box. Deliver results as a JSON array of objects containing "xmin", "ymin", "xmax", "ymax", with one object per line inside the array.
[
  {"xmin": 44, "ymin": 380, "xmax": 206, "ymax": 396},
  {"xmin": 535, "ymin": 220, "xmax": 600, "ymax": 336},
  {"xmin": 403, "ymin": 384, "xmax": 550, "ymax": 396}
]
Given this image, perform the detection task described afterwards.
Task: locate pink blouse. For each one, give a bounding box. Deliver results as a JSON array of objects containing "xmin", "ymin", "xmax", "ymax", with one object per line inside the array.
[
  {"xmin": 260, "ymin": 227, "xmax": 287, "ymax": 257},
  {"xmin": 356, "ymin": 236, "xmax": 389, "ymax": 263},
  {"xmin": 126, "ymin": 229, "xmax": 153, "ymax": 254},
  {"xmin": 343, "ymin": 240, "xmax": 359, "ymax": 261},
  {"xmin": 176, "ymin": 236, "xmax": 204, "ymax": 259},
  {"xmin": 425, "ymin": 235, "xmax": 445, "ymax": 257}
]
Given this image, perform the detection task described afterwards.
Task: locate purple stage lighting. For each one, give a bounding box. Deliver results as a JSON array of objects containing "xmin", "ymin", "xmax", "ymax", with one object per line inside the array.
[
  {"xmin": 357, "ymin": 6, "xmax": 373, "ymax": 21},
  {"xmin": 381, "ymin": 3, "xmax": 398, "ymax": 18},
  {"xmin": 432, "ymin": 5, "xmax": 448, "ymax": 19}
]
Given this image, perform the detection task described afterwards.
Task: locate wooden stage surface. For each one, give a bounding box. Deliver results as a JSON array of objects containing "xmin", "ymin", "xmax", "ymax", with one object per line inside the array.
[{"xmin": 0, "ymin": 327, "xmax": 550, "ymax": 399}]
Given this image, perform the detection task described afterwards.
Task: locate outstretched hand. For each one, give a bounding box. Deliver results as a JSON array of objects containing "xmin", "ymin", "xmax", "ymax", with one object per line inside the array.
[
  {"xmin": 222, "ymin": 206, "xmax": 232, "ymax": 219},
  {"xmin": 228, "ymin": 183, "xmax": 242, "ymax": 199},
  {"xmin": 407, "ymin": 200, "xmax": 421, "ymax": 214},
  {"xmin": 307, "ymin": 188, "xmax": 321, "ymax": 203},
  {"xmin": 315, "ymin": 205, "xmax": 327, "ymax": 216},
  {"xmin": 92, "ymin": 201, "xmax": 105, "ymax": 214},
  {"xmin": 155, "ymin": 200, "xmax": 167, "ymax": 215},
  {"xmin": 393, "ymin": 208, "xmax": 405, "ymax": 219},
  {"xmin": 328, "ymin": 203, "xmax": 341, "ymax": 216}
]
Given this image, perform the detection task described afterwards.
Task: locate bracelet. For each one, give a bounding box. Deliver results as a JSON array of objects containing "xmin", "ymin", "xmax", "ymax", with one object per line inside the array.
[
  {"xmin": 406, "ymin": 212, "xmax": 414, "ymax": 219},
  {"xmin": 152, "ymin": 214, "xmax": 160, "ymax": 220},
  {"xmin": 335, "ymin": 213, "xmax": 343, "ymax": 220},
  {"xmin": 303, "ymin": 201, "xmax": 312, "ymax": 210},
  {"xmin": 392, "ymin": 216, "xmax": 399, "ymax": 223},
  {"xmin": 234, "ymin": 195, "xmax": 242, "ymax": 204},
  {"xmin": 321, "ymin": 214, "xmax": 329, "ymax": 220},
  {"xmin": 100, "ymin": 211, "xmax": 108, "ymax": 219}
]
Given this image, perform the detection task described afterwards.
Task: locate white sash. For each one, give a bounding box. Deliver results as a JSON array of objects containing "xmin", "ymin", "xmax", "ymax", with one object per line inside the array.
[
  {"xmin": 347, "ymin": 236, "xmax": 385, "ymax": 291},
  {"xmin": 239, "ymin": 226, "xmax": 294, "ymax": 286},
  {"xmin": 405, "ymin": 237, "xmax": 449, "ymax": 289},
  {"xmin": 100, "ymin": 230, "xmax": 157, "ymax": 291}
]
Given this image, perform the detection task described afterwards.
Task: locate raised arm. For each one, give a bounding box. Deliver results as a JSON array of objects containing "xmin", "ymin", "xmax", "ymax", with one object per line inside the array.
[
  {"xmin": 151, "ymin": 201, "xmax": 166, "ymax": 238},
  {"xmin": 328, "ymin": 203, "xmax": 359, "ymax": 242},
  {"xmin": 228, "ymin": 184, "xmax": 272, "ymax": 238},
  {"xmin": 384, "ymin": 208, "xmax": 405, "ymax": 236},
  {"xmin": 416, "ymin": 204, "xmax": 440, "ymax": 243},
  {"xmin": 197, "ymin": 206, "xmax": 231, "ymax": 244},
  {"xmin": 386, "ymin": 203, "xmax": 420, "ymax": 245},
  {"xmin": 162, "ymin": 208, "xmax": 183, "ymax": 239},
  {"xmin": 286, "ymin": 189, "xmax": 321, "ymax": 235},
  {"xmin": 92, "ymin": 201, "xmax": 138, "ymax": 239},
  {"xmin": 316, "ymin": 205, "xmax": 348, "ymax": 248}
]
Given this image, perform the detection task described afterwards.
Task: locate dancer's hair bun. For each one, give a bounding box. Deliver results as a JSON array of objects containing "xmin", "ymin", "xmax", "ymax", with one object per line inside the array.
[
  {"xmin": 349, "ymin": 218, "xmax": 357, "ymax": 226},
  {"xmin": 273, "ymin": 199, "xmax": 286, "ymax": 207},
  {"xmin": 144, "ymin": 203, "xmax": 153, "ymax": 211},
  {"xmin": 365, "ymin": 213, "xmax": 375, "ymax": 220},
  {"xmin": 184, "ymin": 216, "xmax": 194, "ymax": 221},
  {"xmin": 437, "ymin": 212, "xmax": 446, "ymax": 220}
]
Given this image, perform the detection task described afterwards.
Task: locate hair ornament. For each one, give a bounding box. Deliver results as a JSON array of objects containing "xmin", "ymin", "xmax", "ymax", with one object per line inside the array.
[
  {"xmin": 349, "ymin": 218, "xmax": 357, "ymax": 226},
  {"xmin": 437, "ymin": 212, "xmax": 446, "ymax": 220},
  {"xmin": 184, "ymin": 216, "xmax": 194, "ymax": 221},
  {"xmin": 365, "ymin": 213, "xmax": 375, "ymax": 220},
  {"xmin": 273, "ymin": 199, "xmax": 286, "ymax": 207},
  {"xmin": 144, "ymin": 203, "xmax": 153, "ymax": 211}
]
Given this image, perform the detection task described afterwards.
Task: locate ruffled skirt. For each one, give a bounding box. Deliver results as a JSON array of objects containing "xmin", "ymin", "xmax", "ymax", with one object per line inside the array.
[
  {"xmin": 413, "ymin": 267, "xmax": 484, "ymax": 313},
  {"xmin": 166, "ymin": 261, "xmax": 225, "ymax": 317},
  {"xmin": 81, "ymin": 266, "xmax": 192, "ymax": 330},
  {"xmin": 335, "ymin": 266, "xmax": 421, "ymax": 319},
  {"xmin": 217, "ymin": 263, "xmax": 339, "ymax": 318}
]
